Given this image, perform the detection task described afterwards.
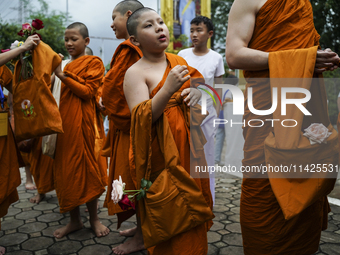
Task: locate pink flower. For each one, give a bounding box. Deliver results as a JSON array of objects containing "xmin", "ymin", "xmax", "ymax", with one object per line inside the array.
[
  {"xmin": 111, "ymin": 176, "xmax": 125, "ymax": 204},
  {"xmin": 22, "ymin": 23, "xmax": 32, "ymax": 31},
  {"xmin": 1, "ymin": 49, "xmax": 10, "ymax": 53},
  {"xmin": 303, "ymin": 123, "xmax": 331, "ymax": 144},
  {"xmin": 32, "ymin": 19, "xmax": 44, "ymax": 30},
  {"xmin": 18, "ymin": 30, "xmax": 24, "ymax": 37},
  {"xmin": 118, "ymin": 195, "xmax": 135, "ymax": 210}
]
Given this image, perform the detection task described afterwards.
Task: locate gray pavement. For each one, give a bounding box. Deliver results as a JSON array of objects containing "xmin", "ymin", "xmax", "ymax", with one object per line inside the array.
[{"xmin": 0, "ymin": 169, "xmax": 339, "ymax": 255}]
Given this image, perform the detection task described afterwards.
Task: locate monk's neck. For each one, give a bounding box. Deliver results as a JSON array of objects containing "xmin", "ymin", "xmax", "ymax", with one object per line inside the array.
[
  {"xmin": 71, "ymin": 52, "xmax": 85, "ymax": 62},
  {"xmin": 192, "ymin": 45, "xmax": 209, "ymax": 56},
  {"xmin": 142, "ymin": 51, "xmax": 166, "ymax": 64}
]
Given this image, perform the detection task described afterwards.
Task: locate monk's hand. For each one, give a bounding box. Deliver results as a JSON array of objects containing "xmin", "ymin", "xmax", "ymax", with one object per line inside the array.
[
  {"xmin": 58, "ymin": 53, "xmax": 64, "ymax": 60},
  {"xmin": 182, "ymin": 88, "xmax": 201, "ymax": 107},
  {"xmin": 315, "ymin": 48, "xmax": 340, "ymax": 73},
  {"xmin": 164, "ymin": 65, "xmax": 190, "ymax": 95},
  {"xmin": 22, "ymin": 34, "xmax": 40, "ymax": 51},
  {"xmin": 99, "ymin": 97, "xmax": 105, "ymax": 110}
]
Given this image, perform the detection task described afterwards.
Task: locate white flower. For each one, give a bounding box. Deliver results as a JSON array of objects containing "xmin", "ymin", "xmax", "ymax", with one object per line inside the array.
[
  {"xmin": 10, "ymin": 40, "xmax": 20, "ymax": 50},
  {"xmin": 21, "ymin": 99, "xmax": 31, "ymax": 109},
  {"xmin": 111, "ymin": 176, "xmax": 126, "ymax": 204},
  {"xmin": 303, "ymin": 123, "xmax": 331, "ymax": 145}
]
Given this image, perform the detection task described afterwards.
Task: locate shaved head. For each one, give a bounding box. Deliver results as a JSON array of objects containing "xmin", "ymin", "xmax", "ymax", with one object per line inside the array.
[
  {"xmin": 114, "ymin": 0, "xmax": 144, "ymax": 15},
  {"xmin": 127, "ymin": 7, "xmax": 156, "ymax": 36},
  {"xmin": 85, "ymin": 46, "xmax": 93, "ymax": 55},
  {"xmin": 67, "ymin": 22, "xmax": 89, "ymax": 38}
]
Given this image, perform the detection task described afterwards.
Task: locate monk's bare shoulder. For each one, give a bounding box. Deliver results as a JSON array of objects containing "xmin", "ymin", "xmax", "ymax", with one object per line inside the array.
[
  {"xmin": 125, "ymin": 59, "xmax": 145, "ymax": 83},
  {"xmin": 231, "ymin": 0, "xmax": 268, "ymax": 14}
]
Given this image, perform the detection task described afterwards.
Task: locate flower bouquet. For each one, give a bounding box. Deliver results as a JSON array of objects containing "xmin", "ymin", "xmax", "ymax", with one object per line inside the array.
[
  {"xmin": 0, "ymin": 19, "xmax": 44, "ymax": 81},
  {"xmin": 111, "ymin": 176, "xmax": 152, "ymax": 210},
  {"xmin": 17, "ymin": 19, "xmax": 44, "ymax": 81}
]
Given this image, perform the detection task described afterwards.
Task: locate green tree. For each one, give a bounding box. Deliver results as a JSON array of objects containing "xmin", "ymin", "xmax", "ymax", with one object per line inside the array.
[
  {"xmin": 310, "ymin": 0, "xmax": 340, "ymax": 54},
  {"xmin": 211, "ymin": 0, "xmax": 233, "ymax": 76}
]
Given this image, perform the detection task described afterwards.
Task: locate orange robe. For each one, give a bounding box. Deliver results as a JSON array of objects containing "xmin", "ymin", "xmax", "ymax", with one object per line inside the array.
[
  {"xmin": 241, "ymin": 0, "xmax": 329, "ymax": 254},
  {"xmin": 28, "ymin": 137, "xmax": 54, "ymax": 194},
  {"xmin": 130, "ymin": 53, "xmax": 213, "ymax": 255},
  {"xmin": 53, "ymin": 56, "xmax": 106, "ymax": 213},
  {"xmin": 94, "ymin": 86, "xmax": 108, "ymax": 187},
  {"xmin": 0, "ymin": 65, "xmax": 21, "ymax": 230},
  {"xmin": 102, "ymin": 39, "xmax": 142, "ymax": 226}
]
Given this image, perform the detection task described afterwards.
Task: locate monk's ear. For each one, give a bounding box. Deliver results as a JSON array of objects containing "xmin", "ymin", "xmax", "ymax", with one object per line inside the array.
[
  {"xmin": 126, "ymin": 10, "xmax": 132, "ymax": 18},
  {"xmin": 85, "ymin": 37, "xmax": 90, "ymax": 46},
  {"xmin": 129, "ymin": 35, "xmax": 140, "ymax": 47}
]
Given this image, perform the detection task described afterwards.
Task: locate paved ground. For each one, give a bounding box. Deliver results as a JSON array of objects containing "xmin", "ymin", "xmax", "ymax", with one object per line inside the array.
[{"xmin": 0, "ymin": 169, "xmax": 339, "ymax": 255}]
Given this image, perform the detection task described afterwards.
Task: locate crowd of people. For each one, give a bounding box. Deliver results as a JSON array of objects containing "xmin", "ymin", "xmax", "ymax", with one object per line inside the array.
[{"xmin": 1, "ymin": 0, "xmax": 339, "ymax": 254}]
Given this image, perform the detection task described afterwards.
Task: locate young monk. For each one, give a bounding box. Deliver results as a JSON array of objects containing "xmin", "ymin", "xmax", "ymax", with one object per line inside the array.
[
  {"xmin": 116, "ymin": 7, "xmax": 213, "ymax": 255},
  {"xmin": 0, "ymin": 35, "xmax": 40, "ymax": 255},
  {"xmin": 52, "ymin": 22, "xmax": 108, "ymax": 238},
  {"xmin": 101, "ymin": 0, "xmax": 143, "ymax": 242}
]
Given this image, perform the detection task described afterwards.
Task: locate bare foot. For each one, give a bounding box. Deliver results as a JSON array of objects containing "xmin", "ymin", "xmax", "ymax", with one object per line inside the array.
[
  {"xmin": 53, "ymin": 221, "xmax": 83, "ymax": 239},
  {"xmin": 29, "ymin": 193, "xmax": 45, "ymax": 204},
  {"xmin": 85, "ymin": 201, "xmax": 99, "ymax": 212},
  {"xmin": 0, "ymin": 246, "xmax": 5, "ymax": 255},
  {"xmin": 90, "ymin": 219, "xmax": 109, "ymax": 237},
  {"xmin": 119, "ymin": 227, "xmax": 137, "ymax": 237},
  {"xmin": 112, "ymin": 235, "xmax": 145, "ymax": 255},
  {"xmin": 25, "ymin": 182, "xmax": 37, "ymax": 190}
]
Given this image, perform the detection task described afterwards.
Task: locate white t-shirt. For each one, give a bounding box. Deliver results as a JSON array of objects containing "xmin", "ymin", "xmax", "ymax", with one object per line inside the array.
[{"xmin": 177, "ymin": 48, "xmax": 225, "ymax": 87}]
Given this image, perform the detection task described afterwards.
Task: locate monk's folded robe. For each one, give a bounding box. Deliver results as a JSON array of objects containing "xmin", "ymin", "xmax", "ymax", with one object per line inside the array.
[
  {"xmin": 0, "ymin": 65, "xmax": 21, "ymax": 230},
  {"xmin": 102, "ymin": 39, "xmax": 142, "ymax": 226},
  {"xmin": 12, "ymin": 42, "xmax": 63, "ymax": 142},
  {"xmin": 54, "ymin": 56, "xmax": 106, "ymax": 213},
  {"xmin": 28, "ymin": 137, "xmax": 54, "ymax": 194},
  {"xmin": 241, "ymin": 0, "xmax": 331, "ymax": 254},
  {"xmin": 130, "ymin": 53, "xmax": 213, "ymax": 255},
  {"xmin": 94, "ymin": 85, "xmax": 108, "ymax": 187}
]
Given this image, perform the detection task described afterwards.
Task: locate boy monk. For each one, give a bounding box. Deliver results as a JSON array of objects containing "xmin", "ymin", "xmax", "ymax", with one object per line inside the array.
[
  {"xmin": 116, "ymin": 7, "xmax": 213, "ymax": 255},
  {"xmin": 53, "ymin": 22, "xmax": 108, "ymax": 238},
  {"xmin": 101, "ymin": 0, "xmax": 143, "ymax": 239},
  {"xmin": 0, "ymin": 35, "xmax": 40, "ymax": 255}
]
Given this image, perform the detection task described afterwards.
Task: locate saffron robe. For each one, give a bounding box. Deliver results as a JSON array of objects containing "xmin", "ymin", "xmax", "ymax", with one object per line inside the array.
[
  {"xmin": 53, "ymin": 56, "xmax": 106, "ymax": 213},
  {"xmin": 102, "ymin": 39, "xmax": 142, "ymax": 226},
  {"xmin": 130, "ymin": 53, "xmax": 213, "ymax": 255},
  {"xmin": 241, "ymin": 0, "xmax": 330, "ymax": 254},
  {"xmin": 0, "ymin": 65, "xmax": 21, "ymax": 229},
  {"xmin": 94, "ymin": 85, "xmax": 108, "ymax": 187},
  {"xmin": 28, "ymin": 137, "xmax": 54, "ymax": 194}
]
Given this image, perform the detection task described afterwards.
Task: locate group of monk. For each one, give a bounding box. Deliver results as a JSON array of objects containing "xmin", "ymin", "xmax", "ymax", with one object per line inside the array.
[{"xmin": 1, "ymin": 0, "xmax": 339, "ymax": 254}]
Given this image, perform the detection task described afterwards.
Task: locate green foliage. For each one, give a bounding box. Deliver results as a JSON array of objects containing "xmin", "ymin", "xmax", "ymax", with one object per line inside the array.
[
  {"xmin": 0, "ymin": 0, "xmax": 69, "ymax": 57},
  {"xmin": 310, "ymin": 0, "xmax": 340, "ymax": 54},
  {"xmin": 166, "ymin": 25, "xmax": 189, "ymax": 54},
  {"xmin": 0, "ymin": 21, "xmax": 21, "ymax": 51},
  {"xmin": 211, "ymin": 0, "xmax": 233, "ymax": 76}
]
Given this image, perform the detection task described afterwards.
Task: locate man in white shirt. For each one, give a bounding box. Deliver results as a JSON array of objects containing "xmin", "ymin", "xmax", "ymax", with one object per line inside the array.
[{"xmin": 178, "ymin": 16, "xmax": 225, "ymax": 205}]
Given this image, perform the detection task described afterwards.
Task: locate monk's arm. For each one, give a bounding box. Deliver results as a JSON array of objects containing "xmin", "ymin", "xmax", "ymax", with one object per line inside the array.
[
  {"xmin": 124, "ymin": 65, "xmax": 190, "ymax": 123},
  {"xmin": 0, "ymin": 35, "xmax": 40, "ymax": 67},
  {"xmin": 55, "ymin": 60, "xmax": 103, "ymax": 100},
  {"xmin": 225, "ymin": 0, "xmax": 269, "ymax": 71}
]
